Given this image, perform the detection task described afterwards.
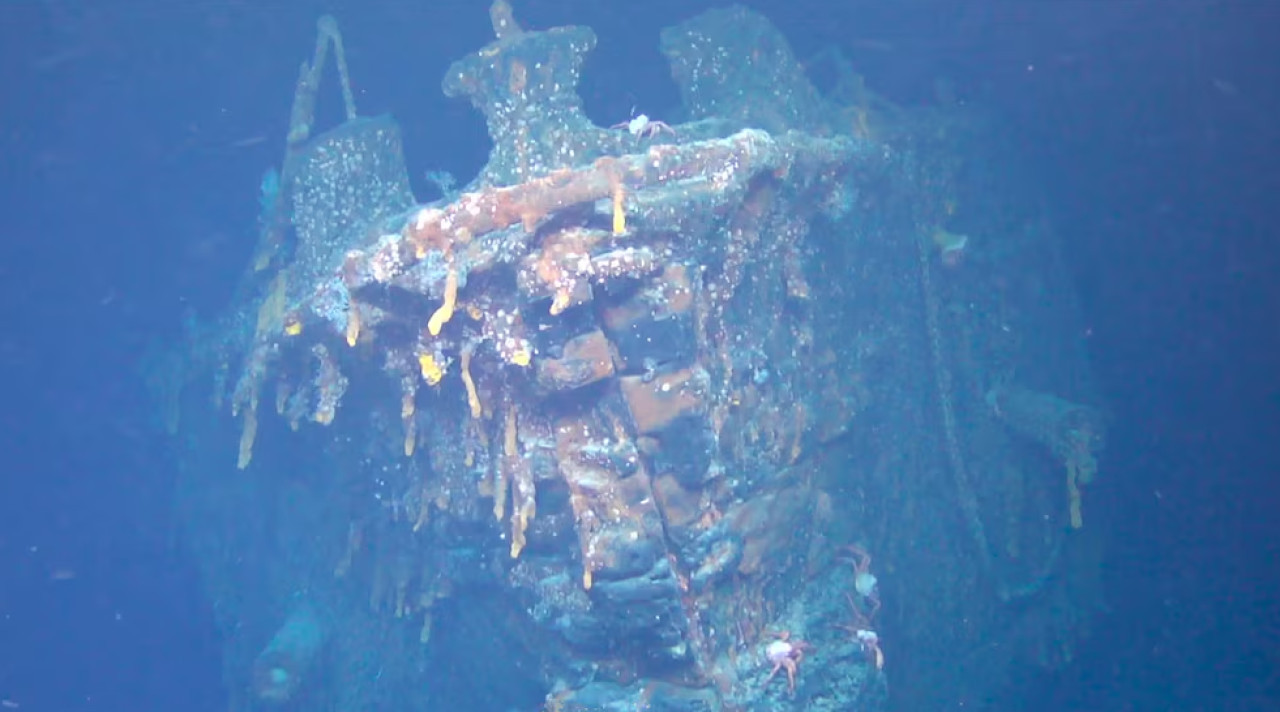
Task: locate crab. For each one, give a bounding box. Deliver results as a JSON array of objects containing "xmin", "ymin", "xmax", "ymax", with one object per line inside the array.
[
  {"xmin": 836, "ymin": 591, "xmax": 887, "ymax": 671},
  {"xmin": 855, "ymin": 628, "xmax": 886, "ymax": 671},
  {"xmin": 763, "ymin": 631, "xmax": 811, "ymax": 696},
  {"xmin": 841, "ymin": 543, "xmax": 880, "ymax": 617},
  {"xmin": 611, "ymin": 113, "xmax": 675, "ymax": 139}
]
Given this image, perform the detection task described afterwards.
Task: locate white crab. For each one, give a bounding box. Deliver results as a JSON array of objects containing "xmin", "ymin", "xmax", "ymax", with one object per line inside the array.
[{"xmin": 611, "ymin": 113, "xmax": 675, "ymax": 139}]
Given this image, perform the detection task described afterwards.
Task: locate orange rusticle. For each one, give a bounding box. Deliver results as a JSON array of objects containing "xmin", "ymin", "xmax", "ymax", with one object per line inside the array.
[{"xmin": 428, "ymin": 266, "xmax": 458, "ymax": 336}]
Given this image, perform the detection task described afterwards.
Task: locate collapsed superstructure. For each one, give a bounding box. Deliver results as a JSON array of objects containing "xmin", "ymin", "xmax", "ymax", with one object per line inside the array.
[{"xmin": 153, "ymin": 3, "xmax": 1108, "ymax": 710}]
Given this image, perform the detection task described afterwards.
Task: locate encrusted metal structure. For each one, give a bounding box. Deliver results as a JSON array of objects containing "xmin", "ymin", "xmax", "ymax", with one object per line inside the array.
[{"xmin": 155, "ymin": 3, "xmax": 1108, "ymax": 710}]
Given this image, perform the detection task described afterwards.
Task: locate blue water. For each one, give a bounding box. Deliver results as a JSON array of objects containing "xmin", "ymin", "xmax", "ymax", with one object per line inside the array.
[{"xmin": 2, "ymin": 1, "xmax": 1276, "ymax": 710}]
